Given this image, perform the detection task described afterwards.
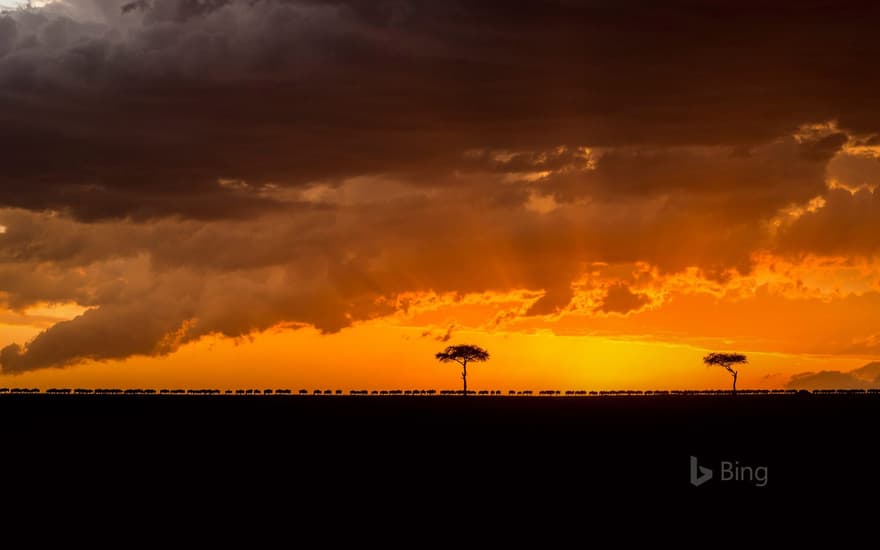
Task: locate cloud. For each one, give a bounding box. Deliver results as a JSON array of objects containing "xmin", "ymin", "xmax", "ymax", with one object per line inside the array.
[
  {"xmin": 546, "ymin": 140, "xmax": 832, "ymax": 209},
  {"xmin": 1, "ymin": 1, "xmax": 880, "ymax": 220},
  {"xmin": 421, "ymin": 324, "xmax": 454, "ymax": 342},
  {"xmin": 0, "ymin": 258, "xmax": 399, "ymax": 372},
  {"xmin": 797, "ymin": 132, "xmax": 849, "ymax": 162},
  {"xmin": 4, "ymin": 1, "xmax": 880, "ymax": 372},
  {"xmin": 828, "ymin": 151, "xmax": 880, "ymax": 190},
  {"xmin": 0, "ymin": 297, "xmax": 194, "ymax": 371},
  {"xmin": 786, "ymin": 362, "xmax": 880, "ymax": 390},
  {"xmin": 0, "ymin": 150, "xmax": 872, "ymax": 372},
  {"xmin": 525, "ymin": 286, "xmax": 573, "ymax": 316},
  {"xmin": 777, "ymin": 187, "xmax": 880, "ymax": 256},
  {"xmin": 594, "ymin": 283, "xmax": 650, "ymax": 315}
]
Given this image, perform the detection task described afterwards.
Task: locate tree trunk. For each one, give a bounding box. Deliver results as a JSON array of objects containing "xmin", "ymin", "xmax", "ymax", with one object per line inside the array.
[
  {"xmin": 732, "ymin": 371, "xmax": 737, "ymax": 395},
  {"xmin": 462, "ymin": 361, "xmax": 468, "ymax": 396}
]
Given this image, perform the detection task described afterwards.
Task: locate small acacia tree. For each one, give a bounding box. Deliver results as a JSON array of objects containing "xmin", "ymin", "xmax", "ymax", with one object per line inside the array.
[
  {"xmin": 435, "ymin": 344, "xmax": 490, "ymax": 396},
  {"xmin": 703, "ymin": 352, "xmax": 748, "ymax": 394}
]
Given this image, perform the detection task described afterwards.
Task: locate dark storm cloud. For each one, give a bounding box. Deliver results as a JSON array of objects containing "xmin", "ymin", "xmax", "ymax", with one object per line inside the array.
[
  {"xmin": 828, "ymin": 152, "xmax": 880, "ymax": 189},
  {"xmin": 0, "ymin": 296, "xmax": 195, "ymax": 370},
  {"xmin": 778, "ymin": 187, "xmax": 880, "ymax": 256},
  {"xmin": 2, "ymin": 0, "xmax": 880, "ymax": 219},
  {"xmin": 798, "ymin": 132, "xmax": 849, "ymax": 162},
  {"xmin": 542, "ymin": 139, "xmax": 834, "ymax": 217},
  {"xmin": 0, "ymin": 247, "xmax": 399, "ymax": 372}
]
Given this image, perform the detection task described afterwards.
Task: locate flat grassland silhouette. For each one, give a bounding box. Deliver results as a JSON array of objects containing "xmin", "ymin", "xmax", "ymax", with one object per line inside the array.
[{"xmin": 2, "ymin": 388, "xmax": 878, "ymax": 496}]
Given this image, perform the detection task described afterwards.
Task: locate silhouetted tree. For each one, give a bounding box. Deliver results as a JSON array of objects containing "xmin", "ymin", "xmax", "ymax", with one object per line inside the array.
[
  {"xmin": 703, "ymin": 352, "xmax": 748, "ymax": 394},
  {"xmin": 435, "ymin": 344, "xmax": 490, "ymax": 396}
]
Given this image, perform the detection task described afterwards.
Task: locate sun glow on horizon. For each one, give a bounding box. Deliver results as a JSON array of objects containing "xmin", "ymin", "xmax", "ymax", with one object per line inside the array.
[{"xmin": 0, "ymin": 309, "xmax": 872, "ymax": 391}]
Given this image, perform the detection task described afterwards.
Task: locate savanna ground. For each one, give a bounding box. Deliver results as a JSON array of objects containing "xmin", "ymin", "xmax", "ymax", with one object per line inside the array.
[{"xmin": 3, "ymin": 393, "xmax": 876, "ymax": 501}]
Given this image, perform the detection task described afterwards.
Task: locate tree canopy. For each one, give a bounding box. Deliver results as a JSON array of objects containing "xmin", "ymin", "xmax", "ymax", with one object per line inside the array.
[
  {"xmin": 703, "ymin": 353, "xmax": 748, "ymax": 370},
  {"xmin": 435, "ymin": 345, "xmax": 490, "ymax": 366}
]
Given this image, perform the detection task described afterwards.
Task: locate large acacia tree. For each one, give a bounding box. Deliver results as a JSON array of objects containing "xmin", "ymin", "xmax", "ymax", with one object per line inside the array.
[
  {"xmin": 435, "ymin": 344, "xmax": 490, "ymax": 396},
  {"xmin": 703, "ymin": 352, "xmax": 748, "ymax": 394}
]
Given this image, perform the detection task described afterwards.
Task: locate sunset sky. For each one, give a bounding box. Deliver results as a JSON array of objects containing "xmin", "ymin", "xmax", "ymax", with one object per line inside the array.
[{"xmin": 2, "ymin": 0, "xmax": 880, "ymax": 391}]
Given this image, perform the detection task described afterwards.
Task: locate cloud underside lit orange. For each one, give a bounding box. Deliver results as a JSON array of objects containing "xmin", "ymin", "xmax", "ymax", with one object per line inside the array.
[{"xmin": 3, "ymin": 1, "xmax": 880, "ymax": 389}]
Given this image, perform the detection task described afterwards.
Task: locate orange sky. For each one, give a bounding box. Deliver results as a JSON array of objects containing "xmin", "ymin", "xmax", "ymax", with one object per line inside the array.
[
  {"xmin": 2, "ymin": 2, "xmax": 880, "ymax": 390},
  {"xmin": 0, "ymin": 314, "xmax": 866, "ymax": 392},
  {"xmin": 0, "ymin": 270, "xmax": 876, "ymax": 391}
]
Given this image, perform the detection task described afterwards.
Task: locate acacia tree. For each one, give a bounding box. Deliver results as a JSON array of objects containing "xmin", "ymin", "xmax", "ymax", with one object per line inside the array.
[
  {"xmin": 435, "ymin": 344, "xmax": 490, "ymax": 396},
  {"xmin": 703, "ymin": 352, "xmax": 748, "ymax": 394}
]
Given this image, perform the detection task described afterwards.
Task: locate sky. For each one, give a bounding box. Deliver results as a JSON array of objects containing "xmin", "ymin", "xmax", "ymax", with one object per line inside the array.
[{"xmin": 2, "ymin": 0, "xmax": 880, "ymax": 391}]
